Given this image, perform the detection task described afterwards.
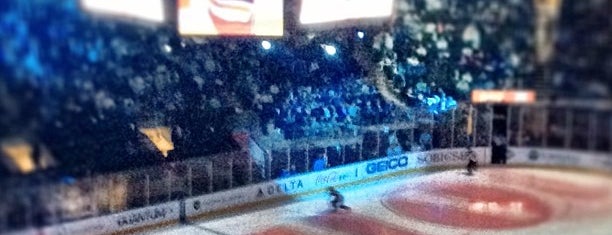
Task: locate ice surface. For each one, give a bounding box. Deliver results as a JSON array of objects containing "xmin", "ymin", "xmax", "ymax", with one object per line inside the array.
[{"xmin": 149, "ymin": 168, "xmax": 612, "ymax": 235}]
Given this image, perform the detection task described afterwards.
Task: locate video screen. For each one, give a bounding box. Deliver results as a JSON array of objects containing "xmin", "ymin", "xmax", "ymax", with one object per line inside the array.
[
  {"xmin": 81, "ymin": 0, "xmax": 165, "ymax": 22},
  {"xmin": 299, "ymin": 0, "xmax": 394, "ymax": 25},
  {"xmin": 178, "ymin": 0, "xmax": 284, "ymax": 36}
]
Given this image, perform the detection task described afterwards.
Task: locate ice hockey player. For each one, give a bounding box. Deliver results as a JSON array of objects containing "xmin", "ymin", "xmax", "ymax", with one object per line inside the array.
[
  {"xmin": 328, "ymin": 187, "xmax": 351, "ymax": 212},
  {"xmin": 465, "ymin": 146, "xmax": 478, "ymax": 175}
]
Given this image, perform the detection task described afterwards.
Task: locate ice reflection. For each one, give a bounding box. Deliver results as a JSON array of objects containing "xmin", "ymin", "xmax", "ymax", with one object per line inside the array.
[{"xmin": 469, "ymin": 201, "xmax": 525, "ymax": 216}]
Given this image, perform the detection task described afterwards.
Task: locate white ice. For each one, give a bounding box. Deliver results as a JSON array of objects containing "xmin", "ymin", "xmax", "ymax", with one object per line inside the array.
[{"xmin": 148, "ymin": 168, "xmax": 612, "ymax": 235}]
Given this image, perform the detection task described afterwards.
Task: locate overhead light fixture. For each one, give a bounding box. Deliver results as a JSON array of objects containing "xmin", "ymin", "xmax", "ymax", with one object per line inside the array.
[
  {"xmin": 139, "ymin": 126, "xmax": 174, "ymax": 157},
  {"xmin": 322, "ymin": 44, "xmax": 337, "ymax": 55},
  {"xmin": 261, "ymin": 40, "xmax": 272, "ymax": 50}
]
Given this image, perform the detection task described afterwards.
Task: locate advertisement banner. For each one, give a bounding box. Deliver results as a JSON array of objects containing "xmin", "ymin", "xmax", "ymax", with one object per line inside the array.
[
  {"xmin": 508, "ymin": 147, "xmax": 611, "ymax": 171},
  {"xmin": 14, "ymin": 147, "xmax": 490, "ymax": 235},
  {"xmin": 411, "ymin": 148, "xmax": 488, "ymax": 168},
  {"xmin": 186, "ymin": 147, "xmax": 489, "ymax": 218},
  {"xmin": 37, "ymin": 201, "xmax": 180, "ymax": 235},
  {"xmin": 186, "ymin": 163, "xmax": 360, "ymax": 217}
]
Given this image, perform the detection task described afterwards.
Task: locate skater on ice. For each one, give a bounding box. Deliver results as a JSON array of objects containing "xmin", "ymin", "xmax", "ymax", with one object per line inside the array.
[
  {"xmin": 328, "ymin": 187, "xmax": 350, "ymax": 212},
  {"xmin": 465, "ymin": 146, "xmax": 478, "ymax": 175}
]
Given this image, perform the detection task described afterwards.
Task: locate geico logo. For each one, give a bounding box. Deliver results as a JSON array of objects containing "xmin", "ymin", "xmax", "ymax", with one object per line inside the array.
[
  {"xmin": 417, "ymin": 152, "xmax": 467, "ymax": 164},
  {"xmin": 366, "ymin": 156, "xmax": 408, "ymax": 174}
]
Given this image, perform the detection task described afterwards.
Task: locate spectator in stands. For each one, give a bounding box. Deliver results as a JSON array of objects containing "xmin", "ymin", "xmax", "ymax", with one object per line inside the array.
[
  {"xmin": 411, "ymin": 143, "xmax": 424, "ymax": 152},
  {"xmin": 280, "ymin": 164, "xmax": 297, "ymax": 178},
  {"xmin": 312, "ymin": 152, "xmax": 327, "ymax": 171},
  {"xmin": 419, "ymin": 132, "xmax": 433, "ymax": 150},
  {"xmin": 386, "ymin": 142, "xmax": 403, "ymax": 156},
  {"xmin": 386, "ymin": 134, "xmax": 403, "ymax": 156}
]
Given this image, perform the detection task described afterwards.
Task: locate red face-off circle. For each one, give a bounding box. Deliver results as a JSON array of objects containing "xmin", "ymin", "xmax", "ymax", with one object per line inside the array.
[
  {"xmin": 384, "ymin": 183, "xmax": 553, "ymax": 229},
  {"xmin": 253, "ymin": 226, "xmax": 305, "ymax": 235}
]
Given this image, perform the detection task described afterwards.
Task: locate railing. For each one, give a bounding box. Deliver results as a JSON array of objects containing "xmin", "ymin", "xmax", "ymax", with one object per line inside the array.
[
  {"xmin": 506, "ymin": 101, "xmax": 612, "ymax": 152},
  {"xmin": 1, "ymin": 102, "xmax": 610, "ymax": 233}
]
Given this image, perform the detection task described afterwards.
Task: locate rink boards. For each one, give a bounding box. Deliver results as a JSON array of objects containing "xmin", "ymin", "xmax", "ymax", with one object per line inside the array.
[{"xmin": 8, "ymin": 147, "xmax": 611, "ymax": 235}]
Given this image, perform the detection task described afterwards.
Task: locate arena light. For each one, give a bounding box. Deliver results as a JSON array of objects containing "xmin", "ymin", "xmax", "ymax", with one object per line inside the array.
[
  {"xmin": 163, "ymin": 44, "xmax": 172, "ymax": 53},
  {"xmin": 322, "ymin": 45, "xmax": 337, "ymax": 55},
  {"xmin": 357, "ymin": 31, "xmax": 365, "ymax": 39},
  {"xmin": 261, "ymin": 40, "xmax": 272, "ymax": 50},
  {"xmin": 139, "ymin": 127, "xmax": 174, "ymax": 157},
  {"xmin": 81, "ymin": 0, "xmax": 165, "ymax": 22},
  {"xmin": 471, "ymin": 90, "xmax": 536, "ymax": 104},
  {"xmin": 1, "ymin": 141, "xmax": 36, "ymax": 174},
  {"xmin": 534, "ymin": 0, "xmax": 563, "ymax": 64}
]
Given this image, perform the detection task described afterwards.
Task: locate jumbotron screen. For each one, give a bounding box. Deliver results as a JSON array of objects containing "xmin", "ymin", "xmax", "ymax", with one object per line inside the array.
[
  {"xmin": 178, "ymin": 0, "xmax": 284, "ymax": 36},
  {"xmin": 299, "ymin": 0, "xmax": 394, "ymax": 25},
  {"xmin": 81, "ymin": 0, "xmax": 165, "ymax": 22}
]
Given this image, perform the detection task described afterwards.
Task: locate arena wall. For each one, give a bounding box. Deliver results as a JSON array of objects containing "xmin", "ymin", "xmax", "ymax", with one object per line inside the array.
[{"xmin": 9, "ymin": 146, "xmax": 612, "ymax": 235}]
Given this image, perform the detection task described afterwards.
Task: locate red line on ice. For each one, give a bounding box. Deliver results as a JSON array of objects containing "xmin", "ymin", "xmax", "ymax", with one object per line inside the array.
[{"xmin": 252, "ymin": 226, "xmax": 306, "ymax": 235}]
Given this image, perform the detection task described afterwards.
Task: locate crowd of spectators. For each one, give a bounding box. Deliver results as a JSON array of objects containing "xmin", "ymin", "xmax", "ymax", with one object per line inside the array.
[
  {"xmin": 551, "ymin": 0, "xmax": 612, "ymax": 99},
  {"xmin": 256, "ymin": 77, "xmax": 405, "ymax": 141},
  {"xmin": 1, "ymin": 0, "xmax": 610, "ymax": 231},
  {"xmin": 370, "ymin": 0, "xmax": 535, "ymax": 106},
  {"xmin": 0, "ymin": 0, "xmax": 607, "ymax": 178}
]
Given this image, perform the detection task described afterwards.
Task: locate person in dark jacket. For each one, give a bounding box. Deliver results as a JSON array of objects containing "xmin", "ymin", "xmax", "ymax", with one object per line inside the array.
[
  {"xmin": 328, "ymin": 187, "xmax": 350, "ymax": 212},
  {"xmin": 466, "ymin": 146, "xmax": 478, "ymax": 175},
  {"xmin": 491, "ymin": 135, "xmax": 508, "ymax": 164}
]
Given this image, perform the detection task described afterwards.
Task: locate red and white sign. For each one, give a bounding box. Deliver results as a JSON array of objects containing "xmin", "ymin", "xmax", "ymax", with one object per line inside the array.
[{"xmin": 471, "ymin": 90, "xmax": 536, "ymax": 104}]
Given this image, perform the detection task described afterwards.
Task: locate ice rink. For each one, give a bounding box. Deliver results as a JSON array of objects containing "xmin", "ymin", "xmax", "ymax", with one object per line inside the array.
[{"xmin": 149, "ymin": 167, "xmax": 612, "ymax": 235}]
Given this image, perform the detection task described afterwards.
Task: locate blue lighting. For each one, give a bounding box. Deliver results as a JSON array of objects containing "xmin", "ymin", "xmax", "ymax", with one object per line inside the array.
[{"xmin": 423, "ymin": 94, "xmax": 457, "ymax": 114}]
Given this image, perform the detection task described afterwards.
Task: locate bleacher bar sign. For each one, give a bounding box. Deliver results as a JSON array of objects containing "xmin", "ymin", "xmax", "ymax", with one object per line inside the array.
[{"xmin": 471, "ymin": 90, "xmax": 536, "ymax": 104}]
